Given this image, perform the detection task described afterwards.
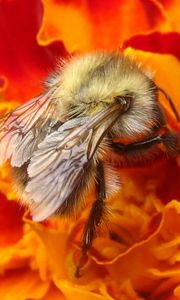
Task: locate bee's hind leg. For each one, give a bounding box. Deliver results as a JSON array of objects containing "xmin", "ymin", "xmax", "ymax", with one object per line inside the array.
[
  {"xmin": 75, "ymin": 161, "xmax": 106, "ymax": 278},
  {"xmin": 112, "ymin": 132, "xmax": 180, "ymax": 156}
]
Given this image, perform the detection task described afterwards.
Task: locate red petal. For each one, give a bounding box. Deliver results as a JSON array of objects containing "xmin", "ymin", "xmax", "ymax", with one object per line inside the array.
[
  {"xmin": 0, "ymin": 193, "xmax": 24, "ymax": 246},
  {"xmin": 0, "ymin": 0, "xmax": 68, "ymax": 101},
  {"xmin": 157, "ymin": 158, "xmax": 180, "ymax": 203},
  {"xmin": 87, "ymin": 0, "xmax": 170, "ymax": 49},
  {"xmin": 124, "ymin": 32, "xmax": 180, "ymax": 60}
]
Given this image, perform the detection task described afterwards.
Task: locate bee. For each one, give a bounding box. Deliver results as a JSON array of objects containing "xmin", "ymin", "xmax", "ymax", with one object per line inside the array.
[{"xmin": 0, "ymin": 52, "xmax": 179, "ymax": 277}]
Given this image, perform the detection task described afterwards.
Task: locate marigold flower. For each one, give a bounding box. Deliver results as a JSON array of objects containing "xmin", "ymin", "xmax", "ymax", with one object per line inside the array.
[{"xmin": 0, "ymin": 0, "xmax": 179, "ymax": 299}]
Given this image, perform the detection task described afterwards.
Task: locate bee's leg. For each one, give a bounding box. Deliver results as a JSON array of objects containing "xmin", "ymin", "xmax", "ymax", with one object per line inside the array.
[
  {"xmin": 112, "ymin": 132, "xmax": 179, "ymax": 155},
  {"xmin": 75, "ymin": 161, "xmax": 106, "ymax": 278},
  {"xmin": 158, "ymin": 86, "xmax": 180, "ymax": 121}
]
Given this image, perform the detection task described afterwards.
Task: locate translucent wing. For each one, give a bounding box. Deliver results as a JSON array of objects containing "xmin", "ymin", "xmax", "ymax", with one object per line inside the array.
[
  {"xmin": 0, "ymin": 91, "xmax": 58, "ymax": 167},
  {"xmin": 26, "ymin": 104, "xmax": 122, "ymax": 221}
]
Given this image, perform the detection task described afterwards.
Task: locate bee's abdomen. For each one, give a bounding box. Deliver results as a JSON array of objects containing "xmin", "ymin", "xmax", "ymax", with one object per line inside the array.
[{"xmin": 10, "ymin": 162, "xmax": 30, "ymax": 199}]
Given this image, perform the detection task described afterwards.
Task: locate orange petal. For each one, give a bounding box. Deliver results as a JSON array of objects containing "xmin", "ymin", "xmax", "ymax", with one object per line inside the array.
[
  {"xmin": 0, "ymin": 223, "xmax": 47, "ymax": 272},
  {"xmin": 41, "ymin": 283, "xmax": 66, "ymax": 300},
  {"xmin": 148, "ymin": 275, "xmax": 180, "ymax": 300},
  {"xmin": 159, "ymin": 0, "xmax": 180, "ymax": 31},
  {"xmin": 0, "ymin": 164, "xmax": 17, "ymax": 200},
  {"xmin": 0, "ymin": 268, "xmax": 49, "ymax": 300},
  {"xmin": 101, "ymin": 279, "xmax": 145, "ymax": 300},
  {"xmin": 124, "ymin": 48, "xmax": 180, "ymax": 117},
  {"xmin": 92, "ymin": 201, "xmax": 180, "ymax": 294},
  {"xmin": 25, "ymin": 217, "xmax": 70, "ymax": 278},
  {"xmin": 174, "ymin": 285, "xmax": 180, "ymax": 297},
  {"xmin": 39, "ymin": 0, "xmax": 171, "ymax": 52},
  {"xmin": 54, "ymin": 279, "xmax": 114, "ymax": 300},
  {"xmin": 38, "ymin": 0, "xmax": 92, "ymax": 52}
]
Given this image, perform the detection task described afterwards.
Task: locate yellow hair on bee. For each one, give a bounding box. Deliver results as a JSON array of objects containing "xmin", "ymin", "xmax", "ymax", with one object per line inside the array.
[{"xmin": 47, "ymin": 52, "xmax": 160, "ymax": 138}]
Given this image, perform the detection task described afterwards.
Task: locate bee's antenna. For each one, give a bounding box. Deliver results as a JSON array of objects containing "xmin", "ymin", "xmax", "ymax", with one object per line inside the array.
[{"xmin": 157, "ymin": 86, "xmax": 180, "ymax": 122}]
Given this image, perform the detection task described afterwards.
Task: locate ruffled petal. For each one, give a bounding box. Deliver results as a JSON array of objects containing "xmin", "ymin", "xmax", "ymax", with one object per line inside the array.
[
  {"xmin": 24, "ymin": 216, "xmax": 71, "ymax": 278},
  {"xmin": 39, "ymin": 0, "xmax": 171, "ymax": 52},
  {"xmin": 41, "ymin": 283, "xmax": 66, "ymax": 300},
  {"xmin": 91, "ymin": 201, "xmax": 180, "ymax": 298},
  {"xmin": 124, "ymin": 32, "xmax": 180, "ymax": 60},
  {"xmin": 124, "ymin": 48, "xmax": 180, "ymax": 117},
  {"xmin": 159, "ymin": 0, "xmax": 180, "ymax": 31},
  {"xmin": 0, "ymin": 1, "xmax": 179, "ymax": 299},
  {"xmin": 54, "ymin": 279, "xmax": 114, "ymax": 300},
  {"xmin": 0, "ymin": 193, "xmax": 24, "ymax": 246},
  {"xmin": 0, "ymin": 0, "xmax": 67, "ymax": 102},
  {"xmin": 0, "ymin": 268, "xmax": 49, "ymax": 300}
]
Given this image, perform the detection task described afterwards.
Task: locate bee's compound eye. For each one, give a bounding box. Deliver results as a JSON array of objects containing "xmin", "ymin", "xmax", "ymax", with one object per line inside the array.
[{"xmin": 114, "ymin": 95, "xmax": 131, "ymax": 112}]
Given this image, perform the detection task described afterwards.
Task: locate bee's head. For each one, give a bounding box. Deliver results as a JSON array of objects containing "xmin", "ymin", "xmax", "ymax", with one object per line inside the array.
[{"xmin": 50, "ymin": 52, "xmax": 165, "ymax": 138}]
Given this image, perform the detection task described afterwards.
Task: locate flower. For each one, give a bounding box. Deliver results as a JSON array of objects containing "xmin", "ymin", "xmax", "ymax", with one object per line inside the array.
[{"xmin": 0, "ymin": 0, "xmax": 179, "ymax": 299}]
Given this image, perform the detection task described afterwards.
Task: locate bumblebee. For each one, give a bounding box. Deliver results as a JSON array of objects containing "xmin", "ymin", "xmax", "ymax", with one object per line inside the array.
[{"xmin": 0, "ymin": 52, "xmax": 179, "ymax": 276}]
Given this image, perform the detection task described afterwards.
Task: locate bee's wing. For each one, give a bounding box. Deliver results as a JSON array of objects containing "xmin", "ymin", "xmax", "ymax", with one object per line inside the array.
[
  {"xmin": 0, "ymin": 91, "xmax": 59, "ymax": 167},
  {"xmin": 26, "ymin": 105, "xmax": 121, "ymax": 221}
]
